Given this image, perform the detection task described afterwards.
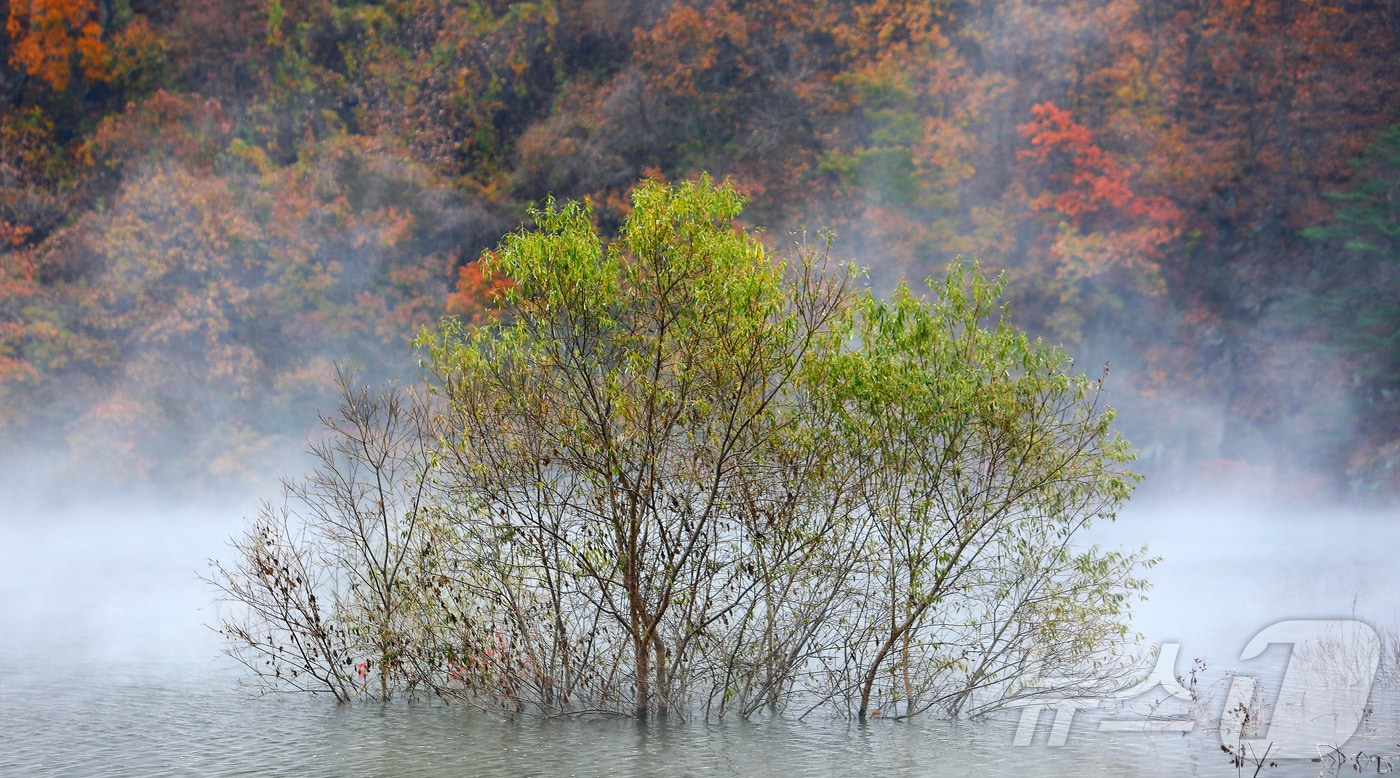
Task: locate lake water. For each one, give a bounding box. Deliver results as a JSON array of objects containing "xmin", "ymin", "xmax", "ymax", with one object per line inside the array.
[{"xmin": 3, "ymin": 488, "xmax": 1399, "ymax": 776}]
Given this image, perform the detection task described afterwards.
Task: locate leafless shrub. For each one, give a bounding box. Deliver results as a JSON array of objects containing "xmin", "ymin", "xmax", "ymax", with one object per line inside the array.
[{"xmin": 209, "ymin": 367, "xmax": 455, "ymax": 701}]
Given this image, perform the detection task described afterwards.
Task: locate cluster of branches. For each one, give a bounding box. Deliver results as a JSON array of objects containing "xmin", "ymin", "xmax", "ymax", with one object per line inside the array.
[{"xmin": 211, "ymin": 177, "xmax": 1151, "ymax": 718}]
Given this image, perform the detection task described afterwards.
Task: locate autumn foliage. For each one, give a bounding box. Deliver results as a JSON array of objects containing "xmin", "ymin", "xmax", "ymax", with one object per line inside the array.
[
  {"xmin": 1019, "ymin": 103, "xmax": 1178, "ymax": 229},
  {"xmin": 6, "ymin": 0, "xmax": 110, "ymax": 91},
  {"xmin": 0, "ymin": 0, "xmax": 1397, "ymax": 494}
]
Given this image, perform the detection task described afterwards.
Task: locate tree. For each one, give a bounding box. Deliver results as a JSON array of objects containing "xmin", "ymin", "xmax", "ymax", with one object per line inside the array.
[
  {"xmin": 1302, "ymin": 122, "xmax": 1400, "ymax": 262},
  {"xmin": 209, "ymin": 367, "xmax": 449, "ymax": 701},
  {"xmin": 815, "ymin": 264, "xmax": 1149, "ymax": 720},
  {"xmin": 0, "ymin": 231, "xmax": 37, "ymax": 388},
  {"xmin": 413, "ymin": 175, "xmax": 1149, "ymax": 719},
  {"xmin": 1291, "ymin": 123, "xmax": 1400, "ymax": 491},
  {"xmin": 5, "ymin": 0, "xmax": 111, "ymax": 92},
  {"xmin": 1015, "ymin": 101, "xmax": 1179, "ymax": 340},
  {"xmin": 5, "ymin": 131, "xmax": 477, "ymax": 481},
  {"xmin": 420, "ymin": 175, "xmax": 854, "ymax": 717}
]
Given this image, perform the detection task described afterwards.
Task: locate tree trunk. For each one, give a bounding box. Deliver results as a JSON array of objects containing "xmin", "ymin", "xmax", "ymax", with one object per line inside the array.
[
  {"xmin": 634, "ymin": 633, "xmax": 651, "ymax": 718},
  {"xmin": 652, "ymin": 633, "xmax": 669, "ymax": 717}
]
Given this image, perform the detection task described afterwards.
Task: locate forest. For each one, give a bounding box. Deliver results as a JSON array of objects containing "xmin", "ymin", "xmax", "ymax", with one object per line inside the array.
[{"xmin": 1, "ymin": 0, "xmax": 1398, "ymax": 497}]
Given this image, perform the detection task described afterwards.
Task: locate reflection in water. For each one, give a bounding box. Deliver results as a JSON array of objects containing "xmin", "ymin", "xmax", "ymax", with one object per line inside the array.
[{"xmin": 2, "ymin": 493, "xmax": 1398, "ymax": 776}]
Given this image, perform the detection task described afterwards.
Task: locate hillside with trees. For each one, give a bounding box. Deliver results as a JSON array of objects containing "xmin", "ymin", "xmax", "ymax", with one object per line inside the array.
[{"xmin": 2, "ymin": 0, "xmax": 1398, "ymax": 497}]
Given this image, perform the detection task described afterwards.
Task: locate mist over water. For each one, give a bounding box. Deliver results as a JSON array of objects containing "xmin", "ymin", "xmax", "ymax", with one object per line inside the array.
[
  {"xmin": 0, "ymin": 486, "xmax": 263, "ymax": 672},
  {"xmin": 9, "ymin": 478, "xmax": 1394, "ymax": 681},
  {"xmin": 2, "ymin": 459, "xmax": 1397, "ymax": 776},
  {"xmin": 1095, "ymin": 491, "xmax": 1400, "ymax": 662}
]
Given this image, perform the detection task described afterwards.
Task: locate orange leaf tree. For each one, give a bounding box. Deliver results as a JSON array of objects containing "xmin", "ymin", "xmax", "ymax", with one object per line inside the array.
[{"xmin": 5, "ymin": 0, "xmax": 112, "ymax": 91}]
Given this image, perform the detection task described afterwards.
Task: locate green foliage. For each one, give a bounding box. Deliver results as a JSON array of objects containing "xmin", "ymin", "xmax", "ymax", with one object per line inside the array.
[
  {"xmin": 419, "ymin": 175, "xmax": 844, "ymax": 716},
  {"xmin": 817, "ymin": 261, "xmax": 1145, "ymax": 718},
  {"xmin": 821, "ymin": 72, "xmax": 928, "ymax": 207},
  {"xmin": 1298, "ymin": 124, "xmax": 1400, "ymax": 385},
  {"xmin": 406, "ymin": 178, "xmax": 1145, "ymax": 719},
  {"xmin": 817, "ymin": 65, "xmax": 963, "ymax": 212},
  {"xmin": 1304, "ymin": 124, "xmax": 1400, "ymax": 258}
]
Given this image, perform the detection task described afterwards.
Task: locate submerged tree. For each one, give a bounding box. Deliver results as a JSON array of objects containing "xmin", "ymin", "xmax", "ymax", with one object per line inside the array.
[
  {"xmin": 414, "ymin": 175, "xmax": 1149, "ymax": 718},
  {"xmin": 208, "ymin": 366, "xmax": 450, "ymax": 702},
  {"xmin": 813, "ymin": 266, "xmax": 1149, "ymax": 720},
  {"xmin": 419, "ymin": 175, "xmax": 855, "ymax": 717}
]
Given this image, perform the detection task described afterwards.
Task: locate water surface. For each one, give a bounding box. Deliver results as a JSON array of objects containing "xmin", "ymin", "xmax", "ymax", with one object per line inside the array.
[{"xmin": 3, "ymin": 492, "xmax": 1398, "ymax": 776}]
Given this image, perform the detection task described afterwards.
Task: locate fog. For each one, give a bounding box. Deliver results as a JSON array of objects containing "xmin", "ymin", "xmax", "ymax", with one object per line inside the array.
[
  {"xmin": 3, "ymin": 464, "xmax": 1395, "ymax": 688},
  {"xmin": 3, "ymin": 432, "xmax": 1398, "ymax": 778},
  {"xmin": 0, "ymin": 481, "xmax": 268, "ymax": 674},
  {"xmin": 1092, "ymin": 490, "xmax": 1400, "ymax": 664}
]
